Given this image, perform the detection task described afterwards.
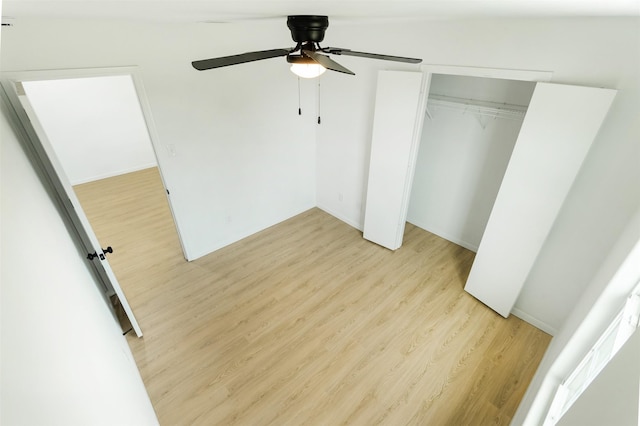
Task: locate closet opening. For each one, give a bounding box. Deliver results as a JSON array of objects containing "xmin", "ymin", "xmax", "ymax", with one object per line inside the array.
[
  {"xmin": 363, "ymin": 66, "xmax": 615, "ymax": 322},
  {"xmin": 407, "ymin": 74, "xmax": 536, "ymax": 252}
]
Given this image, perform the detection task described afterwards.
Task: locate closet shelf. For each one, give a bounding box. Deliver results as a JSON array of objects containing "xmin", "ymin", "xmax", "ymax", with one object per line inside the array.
[{"xmin": 427, "ymin": 94, "xmax": 528, "ymax": 121}]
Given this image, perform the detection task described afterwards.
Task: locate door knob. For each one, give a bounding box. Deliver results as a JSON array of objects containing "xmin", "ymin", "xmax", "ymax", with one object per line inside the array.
[{"xmin": 87, "ymin": 246, "xmax": 114, "ymax": 260}]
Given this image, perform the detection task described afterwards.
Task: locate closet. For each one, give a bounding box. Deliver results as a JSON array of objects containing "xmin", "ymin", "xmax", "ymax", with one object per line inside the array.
[
  {"xmin": 407, "ymin": 74, "xmax": 535, "ymax": 252},
  {"xmin": 363, "ymin": 69, "xmax": 616, "ymax": 320}
]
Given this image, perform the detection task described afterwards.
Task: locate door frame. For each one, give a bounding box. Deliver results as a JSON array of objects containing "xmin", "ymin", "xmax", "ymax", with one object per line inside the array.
[
  {"xmin": 1, "ymin": 66, "xmax": 188, "ymax": 259},
  {"xmin": 362, "ymin": 65, "xmax": 557, "ymax": 322},
  {"xmin": 420, "ymin": 64, "xmax": 553, "ymax": 82},
  {"xmin": 0, "ymin": 66, "xmax": 182, "ymax": 338},
  {"xmin": 365, "ymin": 64, "xmax": 553, "ymax": 251},
  {"xmin": 401, "ymin": 65, "xmax": 554, "ymax": 243},
  {"xmin": 1, "ymin": 81, "xmax": 146, "ymax": 336}
]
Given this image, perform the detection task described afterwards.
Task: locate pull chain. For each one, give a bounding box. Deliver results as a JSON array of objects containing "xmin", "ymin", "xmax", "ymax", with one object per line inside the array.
[
  {"xmin": 317, "ymin": 78, "xmax": 321, "ymax": 125},
  {"xmin": 297, "ymin": 77, "xmax": 302, "ymax": 115}
]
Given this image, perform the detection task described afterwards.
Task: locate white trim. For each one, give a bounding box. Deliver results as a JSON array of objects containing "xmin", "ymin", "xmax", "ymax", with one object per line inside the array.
[
  {"xmin": 71, "ymin": 163, "xmax": 158, "ymax": 186},
  {"xmin": 2, "ymin": 66, "xmax": 143, "ymax": 82},
  {"xmin": 125, "ymin": 70, "xmax": 189, "ymax": 260},
  {"xmin": 406, "ymin": 219, "xmax": 479, "ymax": 252},
  {"xmin": 512, "ymin": 308, "xmax": 558, "ymax": 336},
  {"xmin": 428, "ymin": 94, "xmax": 528, "ymax": 121},
  {"xmin": 420, "ymin": 64, "xmax": 554, "ymax": 82},
  {"xmin": 545, "ymin": 286, "xmax": 640, "ymax": 425},
  {"xmin": 394, "ymin": 71, "xmax": 431, "ymax": 249},
  {"xmin": 186, "ymin": 207, "xmax": 315, "ymax": 261},
  {"xmin": 317, "ymin": 205, "xmax": 363, "ymax": 231}
]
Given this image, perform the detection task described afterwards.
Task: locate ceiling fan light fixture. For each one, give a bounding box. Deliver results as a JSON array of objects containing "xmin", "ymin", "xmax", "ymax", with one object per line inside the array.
[
  {"xmin": 191, "ymin": 15, "xmax": 422, "ymax": 77},
  {"xmin": 290, "ymin": 63, "xmax": 326, "ymax": 79},
  {"xmin": 287, "ymin": 54, "xmax": 326, "ymax": 78}
]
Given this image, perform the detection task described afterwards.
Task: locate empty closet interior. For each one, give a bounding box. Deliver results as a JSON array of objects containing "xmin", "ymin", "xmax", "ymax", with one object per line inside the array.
[{"xmin": 407, "ymin": 74, "xmax": 536, "ymax": 252}]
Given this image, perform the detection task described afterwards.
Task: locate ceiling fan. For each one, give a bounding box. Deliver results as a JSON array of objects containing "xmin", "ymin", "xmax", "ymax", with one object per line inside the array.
[{"xmin": 192, "ymin": 15, "xmax": 422, "ymax": 78}]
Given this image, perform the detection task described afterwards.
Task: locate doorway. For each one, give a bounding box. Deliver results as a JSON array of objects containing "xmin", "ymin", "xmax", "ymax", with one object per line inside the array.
[
  {"xmin": 362, "ymin": 66, "xmax": 615, "ymax": 327},
  {"xmin": 407, "ymin": 73, "xmax": 536, "ymax": 252},
  {"xmin": 22, "ymin": 75, "xmax": 159, "ymax": 186},
  {"xmin": 2, "ymin": 68, "xmax": 185, "ymax": 337},
  {"xmin": 362, "ymin": 66, "xmax": 550, "ymax": 252}
]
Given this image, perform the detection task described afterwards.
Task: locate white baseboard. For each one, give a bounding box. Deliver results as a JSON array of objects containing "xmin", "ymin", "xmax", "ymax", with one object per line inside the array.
[
  {"xmin": 316, "ymin": 204, "xmax": 363, "ymax": 231},
  {"xmin": 187, "ymin": 229, "xmax": 259, "ymax": 261},
  {"xmin": 183, "ymin": 205, "xmax": 558, "ymax": 337},
  {"xmin": 511, "ymin": 308, "xmax": 558, "ymax": 336},
  {"xmin": 71, "ymin": 163, "xmax": 158, "ymax": 185},
  {"xmin": 406, "ymin": 219, "xmax": 479, "ymax": 252},
  {"xmin": 186, "ymin": 206, "xmax": 315, "ymax": 261}
]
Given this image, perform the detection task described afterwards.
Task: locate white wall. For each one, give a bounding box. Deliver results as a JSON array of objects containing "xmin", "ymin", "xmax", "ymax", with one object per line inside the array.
[
  {"xmin": 315, "ymin": 18, "xmax": 640, "ymax": 332},
  {"xmin": 407, "ymin": 75, "xmax": 533, "ymax": 251},
  {"xmin": 1, "ymin": 98, "xmax": 158, "ymax": 425},
  {"xmin": 315, "ymin": 67, "xmax": 380, "ymax": 228},
  {"xmin": 514, "ymin": 208, "xmax": 640, "ymax": 425},
  {"xmin": 556, "ymin": 330, "xmax": 640, "ymax": 426},
  {"xmin": 0, "ymin": 15, "xmax": 635, "ymax": 329},
  {"xmin": 1, "ymin": 17, "xmax": 638, "ymax": 422},
  {"xmin": 313, "ymin": 19, "xmax": 640, "ymax": 421},
  {"xmin": 1, "ymin": 18, "xmax": 318, "ymax": 260},
  {"xmin": 22, "ymin": 75, "xmax": 157, "ymax": 185}
]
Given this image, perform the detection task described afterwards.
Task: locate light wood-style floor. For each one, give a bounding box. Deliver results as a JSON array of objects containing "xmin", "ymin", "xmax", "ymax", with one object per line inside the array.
[{"xmin": 74, "ymin": 167, "xmax": 551, "ymax": 426}]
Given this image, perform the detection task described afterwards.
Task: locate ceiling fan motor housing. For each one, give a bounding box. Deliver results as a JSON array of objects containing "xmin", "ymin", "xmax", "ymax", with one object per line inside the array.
[{"xmin": 287, "ymin": 15, "xmax": 329, "ymax": 43}]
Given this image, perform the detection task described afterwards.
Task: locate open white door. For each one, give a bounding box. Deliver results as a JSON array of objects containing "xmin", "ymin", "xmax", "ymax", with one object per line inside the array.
[
  {"xmin": 1, "ymin": 80, "xmax": 143, "ymax": 337},
  {"xmin": 464, "ymin": 82, "xmax": 616, "ymax": 317},
  {"xmin": 363, "ymin": 70, "xmax": 429, "ymax": 250}
]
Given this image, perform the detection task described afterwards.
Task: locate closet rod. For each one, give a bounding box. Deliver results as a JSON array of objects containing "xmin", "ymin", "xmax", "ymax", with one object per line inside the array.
[{"xmin": 427, "ymin": 94, "xmax": 527, "ymax": 120}]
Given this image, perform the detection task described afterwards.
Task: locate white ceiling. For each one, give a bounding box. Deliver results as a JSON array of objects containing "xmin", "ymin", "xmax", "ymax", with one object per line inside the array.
[{"xmin": 3, "ymin": 0, "xmax": 640, "ymax": 24}]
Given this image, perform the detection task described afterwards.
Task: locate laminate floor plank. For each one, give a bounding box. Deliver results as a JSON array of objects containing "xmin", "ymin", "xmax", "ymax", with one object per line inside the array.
[{"xmin": 74, "ymin": 167, "xmax": 551, "ymax": 426}]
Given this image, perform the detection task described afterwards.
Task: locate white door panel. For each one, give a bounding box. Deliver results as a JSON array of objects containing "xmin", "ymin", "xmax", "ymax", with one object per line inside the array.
[
  {"xmin": 464, "ymin": 83, "xmax": 616, "ymax": 317},
  {"xmin": 3, "ymin": 80, "xmax": 143, "ymax": 337},
  {"xmin": 363, "ymin": 70, "xmax": 428, "ymax": 250}
]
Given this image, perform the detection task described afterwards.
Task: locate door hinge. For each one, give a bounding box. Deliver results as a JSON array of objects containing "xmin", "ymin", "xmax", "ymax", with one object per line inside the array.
[{"xmin": 14, "ymin": 81, "xmax": 26, "ymax": 96}]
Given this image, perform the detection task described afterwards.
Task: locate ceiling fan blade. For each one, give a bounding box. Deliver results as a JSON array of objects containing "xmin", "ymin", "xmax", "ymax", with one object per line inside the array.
[
  {"xmin": 302, "ymin": 50, "xmax": 355, "ymax": 75},
  {"xmin": 192, "ymin": 48, "xmax": 291, "ymax": 71},
  {"xmin": 324, "ymin": 47, "xmax": 422, "ymax": 64}
]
